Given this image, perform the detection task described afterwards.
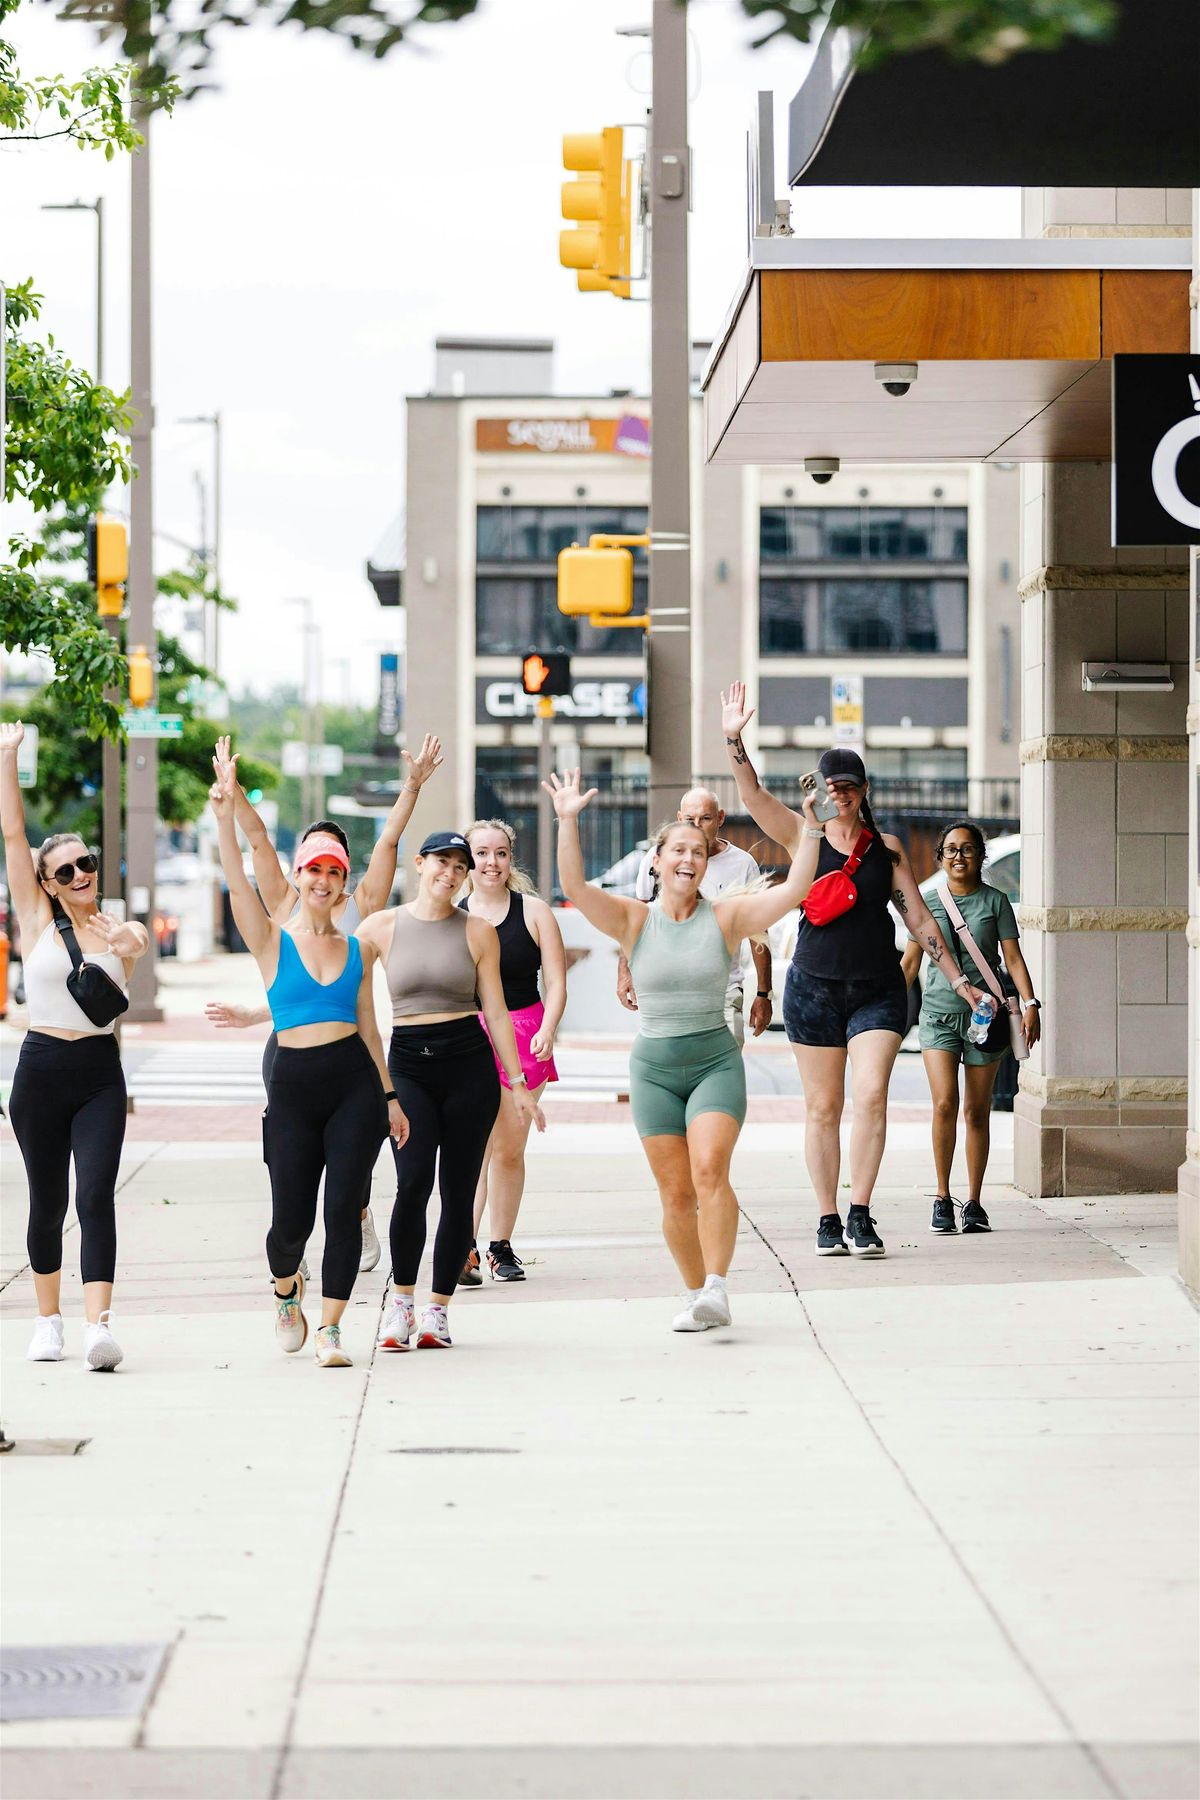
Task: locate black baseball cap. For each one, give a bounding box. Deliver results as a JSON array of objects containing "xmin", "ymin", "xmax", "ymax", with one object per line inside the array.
[
  {"xmin": 818, "ymin": 747, "xmax": 868, "ymax": 786},
  {"xmin": 418, "ymin": 830, "xmax": 474, "ymax": 867}
]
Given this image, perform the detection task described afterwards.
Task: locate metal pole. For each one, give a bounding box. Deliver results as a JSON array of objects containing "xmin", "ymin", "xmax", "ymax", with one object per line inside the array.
[
  {"xmin": 125, "ymin": 97, "xmax": 160, "ymax": 1020},
  {"xmin": 537, "ymin": 697, "xmax": 555, "ymax": 900},
  {"xmin": 309, "ymin": 621, "xmax": 325, "ymax": 820},
  {"xmin": 646, "ymin": 0, "xmax": 694, "ymax": 827},
  {"xmin": 211, "ymin": 411, "xmax": 222, "ymax": 677},
  {"xmin": 95, "ymin": 195, "xmax": 122, "ymax": 908}
]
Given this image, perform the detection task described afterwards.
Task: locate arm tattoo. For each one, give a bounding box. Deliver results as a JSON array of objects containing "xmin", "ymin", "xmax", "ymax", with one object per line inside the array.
[
  {"xmin": 923, "ymin": 932, "xmax": 944, "ymax": 962},
  {"xmin": 726, "ymin": 735, "xmax": 748, "ymax": 766},
  {"xmin": 892, "ymin": 887, "xmax": 908, "ymax": 916}
]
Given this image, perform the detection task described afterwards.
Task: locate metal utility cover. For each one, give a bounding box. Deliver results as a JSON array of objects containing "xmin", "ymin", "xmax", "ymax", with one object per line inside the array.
[{"xmin": 0, "ymin": 1642, "xmax": 169, "ymax": 1721}]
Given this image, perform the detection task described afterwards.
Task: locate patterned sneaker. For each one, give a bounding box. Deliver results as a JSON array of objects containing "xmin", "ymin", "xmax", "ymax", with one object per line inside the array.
[
  {"xmin": 377, "ymin": 1293, "xmax": 415, "ymax": 1351},
  {"xmin": 487, "ymin": 1240, "xmax": 526, "ymax": 1283},
  {"xmin": 458, "ymin": 1243, "xmax": 483, "ymax": 1288},
  {"xmin": 417, "ymin": 1303, "xmax": 452, "ymax": 1349},
  {"xmin": 845, "ymin": 1208, "xmax": 886, "ymax": 1258},
  {"xmin": 27, "ymin": 1313, "xmax": 64, "ymax": 1363},
  {"xmin": 816, "ymin": 1214, "xmax": 848, "ymax": 1256},
  {"xmin": 274, "ymin": 1274, "xmax": 308, "ymax": 1354},
  {"xmin": 359, "ymin": 1209, "xmax": 382, "ymax": 1274},
  {"xmin": 314, "ymin": 1324, "xmax": 353, "ymax": 1368},
  {"xmin": 961, "ymin": 1200, "xmax": 992, "ymax": 1234},
  {"xmin": 930, "ymin": 1196, "xmax": 958, "ymax": 1234},
  {"xmin": 83, "ymin": 1311, "xmax": 124, "ymax": 1372}
]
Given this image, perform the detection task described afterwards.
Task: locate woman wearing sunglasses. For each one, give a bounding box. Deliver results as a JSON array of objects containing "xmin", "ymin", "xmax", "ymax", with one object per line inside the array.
[{"xmin": 1, "ymin": 721, "xmax": 149, "ymax": 1370}]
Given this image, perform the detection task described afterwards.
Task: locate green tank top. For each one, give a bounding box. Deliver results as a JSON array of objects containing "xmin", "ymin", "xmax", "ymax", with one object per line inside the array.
[{"xmin": 628, "ymin": 898, "xmax": 732, "ymax": 1039}]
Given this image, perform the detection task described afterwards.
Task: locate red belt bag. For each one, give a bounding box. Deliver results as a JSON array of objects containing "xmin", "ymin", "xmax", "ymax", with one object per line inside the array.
[{"xmin": 801, "ymin": 829, "xmax": 873, "ymax": 926}]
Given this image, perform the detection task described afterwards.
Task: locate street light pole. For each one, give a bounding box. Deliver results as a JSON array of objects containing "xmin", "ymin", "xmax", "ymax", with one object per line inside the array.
[
  {"xmin": 287, "ymin": 599, "xmax": 324, "ymax": 823},
  {"xmin": 179, "ymin": 412, "xmax": 222, "ymax": 675}
]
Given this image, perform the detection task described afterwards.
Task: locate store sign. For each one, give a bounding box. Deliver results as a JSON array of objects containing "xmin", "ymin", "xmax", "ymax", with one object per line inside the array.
[
  {"xmin": 475, "ymin": 414, "xmax": 650, "ymax": 457},
  {"xmin": 1112, "ymin": 355, "xmax": 1200, "ymax": 546},
  {"xmin": 830, "ymin": 673, "xmax": 864, "ymax": 749},
  {"xmin": 377, "ymin": 652, "xmax": 402, "ymax": 741},
  {"xmin": 478, "ymin": 677, "xmax": 645, "ymax": 723}
]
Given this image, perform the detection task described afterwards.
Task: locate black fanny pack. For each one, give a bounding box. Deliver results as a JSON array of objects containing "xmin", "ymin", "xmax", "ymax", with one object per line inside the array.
[{"xmin": 53, "ymin": 902, "xmax": 129, "ymax": 1028}]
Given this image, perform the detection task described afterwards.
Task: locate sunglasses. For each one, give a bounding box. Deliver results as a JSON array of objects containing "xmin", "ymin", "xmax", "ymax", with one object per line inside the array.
[{"xmin": 48, "ymin": 853, "xmax": 99, "ymax": 885}]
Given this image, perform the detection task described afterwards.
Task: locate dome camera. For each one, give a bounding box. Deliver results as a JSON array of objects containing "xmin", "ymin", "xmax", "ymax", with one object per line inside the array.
[
  {"xmin": 804, "ymin": 456, "xmax": 839, "ymax": 485},
  {"xmin": 875, "ymin": 361, "xmax": 918, "ymax": 398}
]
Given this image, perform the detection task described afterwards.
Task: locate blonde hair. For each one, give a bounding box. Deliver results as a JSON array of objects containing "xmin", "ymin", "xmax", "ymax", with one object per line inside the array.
[
  {"xmin": 650, "ymin": 819, "xmax": 773, "ymax": 946},
  {"xmin": 464, "ymin": 818, "xmax": 537, "ymax": 896}
]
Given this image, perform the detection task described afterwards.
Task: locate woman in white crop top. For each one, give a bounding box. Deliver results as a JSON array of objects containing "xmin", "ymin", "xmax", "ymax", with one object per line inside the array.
[{"xmin": 1, "ymin": 721, "xmax": 149, "ymax": 1371}]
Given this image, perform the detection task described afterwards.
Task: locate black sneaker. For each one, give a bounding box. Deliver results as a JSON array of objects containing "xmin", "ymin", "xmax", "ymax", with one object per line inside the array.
[
  {"xmin": 930, "ymin": 1196, "xmax": 958, "ymax": 1234},
  {"xmin": 815, "ymin": 1214, "xmax": 848, "ymax": 1256},
  {"xmin": 845, "ymin": 1208, "xmax": 886, "ymax": 1257},
  {"xmin": 961, "ymin": 1200, "xmax": 991, "ymax": 1234},
  {"xmin": 487, "ymin": 1240, "xmax": 526, "ymax": 1282},
  {"xmin": 458, "ymin": 1242, "xmax": 483, "ymax": 1288}
]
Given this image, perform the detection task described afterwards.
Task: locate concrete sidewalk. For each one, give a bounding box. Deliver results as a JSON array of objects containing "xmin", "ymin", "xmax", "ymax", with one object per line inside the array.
[{"xmin": 1, "ymin": 1113, "xmax": 1196, "ymax": 1800}]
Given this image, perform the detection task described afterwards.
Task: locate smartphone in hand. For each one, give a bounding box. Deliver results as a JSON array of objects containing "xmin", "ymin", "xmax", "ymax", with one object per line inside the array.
[{"xmin": 801, "ymin": 771, "xmax": 840, "ymax": 823}]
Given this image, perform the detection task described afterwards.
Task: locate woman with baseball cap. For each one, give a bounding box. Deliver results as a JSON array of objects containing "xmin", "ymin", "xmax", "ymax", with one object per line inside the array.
[
  {"xmin": 357, "ymin": 830, "xmax": 544, "ymax": 1352},
  {"xmin": 721, "ymin": 681, "xmax": 983, "ymax": 1259},
  {"xmin": 210, "ymin": 764, "xmax": 408, "ymax": 1367}
]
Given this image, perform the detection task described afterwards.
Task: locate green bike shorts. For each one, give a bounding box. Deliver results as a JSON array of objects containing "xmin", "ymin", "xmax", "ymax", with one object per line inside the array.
[
  {"xmin": 629, "ymin": 1026, "xmax": 747, "ymax": 1139},
  {"xmin": 919, "ymin": 1007, "xmax": 1010, "ymax": 1067}
]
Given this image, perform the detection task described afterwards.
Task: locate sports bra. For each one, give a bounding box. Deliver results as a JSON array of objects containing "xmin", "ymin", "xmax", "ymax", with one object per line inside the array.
[
  {"xmin": 267, "ymin": 930, "xmax": 362, "ymax": 1032},
  {"xmin": 387, "ymin": 907, "xmax": 478, "ymax": 1019},
  {"xmin": 23, "ymin": 918, "xmax": 126, "ymax": 1036},
  {"xmin": 457, "ymin": 893, "xmax": 541, "ymax": 1010}
]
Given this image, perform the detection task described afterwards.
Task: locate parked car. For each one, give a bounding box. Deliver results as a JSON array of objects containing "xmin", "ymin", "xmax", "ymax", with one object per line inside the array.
[{"xmin": 595, "ymin": 840, "xmax": 651, "ymax": 897}]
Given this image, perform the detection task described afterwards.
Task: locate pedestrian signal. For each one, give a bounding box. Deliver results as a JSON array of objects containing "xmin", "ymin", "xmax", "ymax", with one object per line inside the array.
[
  {"xmin": 127, "ymin": 644, "xmax": 154, "ymax": 709},
  {"xmin": 521, "ymin": 652, "xmax": 571, "ymax": 697},
  {"xmin": 87, "ymin": 516, "xmax": 128, "ymax": 618}
]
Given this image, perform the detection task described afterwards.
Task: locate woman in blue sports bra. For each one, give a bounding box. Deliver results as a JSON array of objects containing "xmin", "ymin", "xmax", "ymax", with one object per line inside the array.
[{"xmin": 210, "ymin": 765, "xmax": 408, "ymax": 1369}]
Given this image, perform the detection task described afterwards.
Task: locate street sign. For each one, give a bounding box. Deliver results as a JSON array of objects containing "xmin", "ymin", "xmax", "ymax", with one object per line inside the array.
[
  {"xmin": 282, "ymin": 740, "xmax": 344, "ymax": 777},
  {"xmin": 15, "ymin": 724, "xmax": 38, "ymax": 788},
  {"xmin": 830, "ymin": 674, "xmax": 864, "ymax": 749},
  {"xmin": 1112, "ymin": 354, "xmax": 1200, "ymax": 546},
  {"xmin": 121, "ymin": 711, "xmax": 183, "ymax": 738}
]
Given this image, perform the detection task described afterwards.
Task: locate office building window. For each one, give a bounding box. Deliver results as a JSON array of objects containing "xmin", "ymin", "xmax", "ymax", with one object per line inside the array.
[
  {"xmin": 476, "ymin": 505, "xmax": 647, "ymax": 658},
  {"xmin": 760, "ymin": 578, "xmax": 967, "ymax": 656},
  {"xmin": 760, "ymin": 505, "xmax": 968, "ymax": 563},
  {"xmin": 477, "ymin": 505, "xmax": 649, "ymax": 563}
]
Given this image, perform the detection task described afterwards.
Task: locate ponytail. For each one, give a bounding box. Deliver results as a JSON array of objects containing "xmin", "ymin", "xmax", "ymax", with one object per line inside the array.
[{"xmin": 860, "ymin": 795, "xmax": 900, "ymax": 865}]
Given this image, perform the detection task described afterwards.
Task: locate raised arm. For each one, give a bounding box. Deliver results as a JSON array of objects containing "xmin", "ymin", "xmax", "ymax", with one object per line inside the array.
[
  {"xmin": 0, "ymin": 721, "xmax": 49, "ymax": 942},
  {"xmin": 355, "ymin": 732, "xmax": 443, "ymax": 917},
  {"xmin": 888, "ymin": 837, "xmax": 983, "ymax": 1011},
  {"xmin": 470, "ymin": 919, "xmax": 545, "ymax": 1134},
  {"xmin": 214, "ymin": 736, "xmax": 292, "ymax": 916},
  {"xmin": 720, "ymin": 681, "xmax": 803, "ymax": 856},
  {"xmin": 542, "ymin": 770, "xmax": 647, "ymax": 954},
  {"xmin": 209, "ymin": 767, "xmax": 276, "ymax": 962},
  {"xmin": 713, "ymin": 787, "xmax": 824, "ymax": 947}
]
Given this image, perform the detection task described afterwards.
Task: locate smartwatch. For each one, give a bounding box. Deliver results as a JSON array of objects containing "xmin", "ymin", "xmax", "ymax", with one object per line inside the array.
[
  {"xmin": 757, "ymin": 989, "xmax": 773, "ymax": 1000},
  {"xmin": 509, "ymin": 1071, "xmax": 528, "ymax": 1088}
]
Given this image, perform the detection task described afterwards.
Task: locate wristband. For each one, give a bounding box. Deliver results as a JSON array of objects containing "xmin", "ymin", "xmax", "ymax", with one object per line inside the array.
[
  {"xmin": 802, "ymin": 827, "xmax": 824, "ymax": 839},
  {"xmin": 509, "ymin": 1071, "xmax": 527, "ymax": 1088},
  {"xmin": 384, "ymin": 1090, "xmax": 398, "ymax": 1102},
  {"xmin": 756, "ymin": 990, "xmax": 772, "ymax": 1000},
  {"xmin": 951, "ymin": 974, "xmax": 970, "ymax": 991}
]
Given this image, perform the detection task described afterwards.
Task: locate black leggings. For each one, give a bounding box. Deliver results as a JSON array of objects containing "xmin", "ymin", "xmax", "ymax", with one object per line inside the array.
[
  {"xmin": 263, "ymin": 1035, "xmax": 388, "ymax": 1302},
  {"xmin": 9, "ymin": 1032, "xmax": 127, "ymax": 1285},
  {"xmin": 388, "ymin": 1018, "xmax": 501, "ymax": 1295},
  {"xmin": 261, "ymin": 1030, "xmax": 372, "ymax": 1221}
]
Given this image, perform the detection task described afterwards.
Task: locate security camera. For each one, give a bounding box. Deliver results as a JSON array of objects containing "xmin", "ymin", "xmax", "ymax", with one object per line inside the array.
[
  {"xmin": 804, "ymin": 457, "xmax": 839, "ymax": 485},
  {"xmin": 875, "ymin": 361, "xmax": 918, "ymax": 397}
]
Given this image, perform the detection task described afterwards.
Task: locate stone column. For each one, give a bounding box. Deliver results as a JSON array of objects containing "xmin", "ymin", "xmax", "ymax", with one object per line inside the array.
[{"xmin": 1180, "ymin": 188, "xmax": 1200, "ymax": 1289}]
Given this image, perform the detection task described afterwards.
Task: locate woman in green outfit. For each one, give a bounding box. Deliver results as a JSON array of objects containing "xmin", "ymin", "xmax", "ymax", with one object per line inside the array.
[
  {"xmin": 901, "ymin": 821, "xmax": 1041, "ymax": 1235},
  {"xmin": 544, "ymin": 768, "xmax": 820, "ymax": 1334}
]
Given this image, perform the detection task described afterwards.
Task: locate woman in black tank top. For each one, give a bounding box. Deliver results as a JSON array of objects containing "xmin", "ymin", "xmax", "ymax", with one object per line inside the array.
[
  {"xmin": 721, "ymin": 683, "xmax": 983, "ymax": 1261},
  {"xmin": 455, "ymin": 819, "xmax": 567, "ymax": 1285}
]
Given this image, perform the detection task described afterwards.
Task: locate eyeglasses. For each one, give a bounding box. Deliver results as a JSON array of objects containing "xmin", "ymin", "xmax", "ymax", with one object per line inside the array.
[
  {"xmin": 942, "ymin": 847, "xmax": 976, "ymax": 860},
  {"xmin": 48, "ymin": 853, "xmax": 99, "ymax": 885}
]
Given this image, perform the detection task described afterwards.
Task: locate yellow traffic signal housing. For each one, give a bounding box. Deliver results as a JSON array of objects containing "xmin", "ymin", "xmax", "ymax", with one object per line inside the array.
[
  {"xmin": 88, "ymin": 516, "xmax": 128, "ymax": 618},
  {"xmin": 559, "ymin": 127, "xmax": 632, "ymax": 297},
  {"xmin": 128, "ymin": 644, "xmax": 154, "ymax": 709},
  {"xmin": 557, "ymin": 542, "xmax": 634, "ymax": 617}
]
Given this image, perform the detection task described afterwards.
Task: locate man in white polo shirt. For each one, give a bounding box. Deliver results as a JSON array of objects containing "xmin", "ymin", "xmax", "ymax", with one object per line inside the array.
[{"xmin": 615, "ymin": 787, "xmax": 774, "ymax": 1046}]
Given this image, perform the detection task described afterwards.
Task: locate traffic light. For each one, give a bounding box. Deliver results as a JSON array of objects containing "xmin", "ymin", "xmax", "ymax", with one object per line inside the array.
[
  {"xmin": 128, "ymin": 644, "xmax": 154, "ymax": 709},
  {"xmin": 521, "ymin": 651, "xmax": 571, "ymax": 697},
  {"xmin": 87, "ymin": 516, "xmax": 128, "ymax": 618},
  {"xmin": 559, "ymin": 127, "xmax": 632, "ymax": 298}
]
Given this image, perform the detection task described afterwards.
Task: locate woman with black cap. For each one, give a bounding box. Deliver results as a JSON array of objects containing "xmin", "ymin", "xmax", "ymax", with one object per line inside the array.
[
  {"xmin": 721, "ymin": 681, "xmax": 983, "ymax": 1259},
  {"xmin": 356, "ymin": 830, "xmax": 544, "ymax": 1352}
]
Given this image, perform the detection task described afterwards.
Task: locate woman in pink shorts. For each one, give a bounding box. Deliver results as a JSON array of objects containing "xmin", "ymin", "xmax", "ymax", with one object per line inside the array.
[{"xmin": 456, "ymin": 819, "xmax": 566, "ymax": 1284}]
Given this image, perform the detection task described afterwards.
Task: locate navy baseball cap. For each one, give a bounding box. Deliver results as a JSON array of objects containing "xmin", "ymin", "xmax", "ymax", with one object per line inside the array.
[
  {"xmin": 818, "ymin": 747, "xmax": 868, "ymax": 786},
  {"xmin": 418, "ymin": 830, "xmax": 474, "ymax": 867}
]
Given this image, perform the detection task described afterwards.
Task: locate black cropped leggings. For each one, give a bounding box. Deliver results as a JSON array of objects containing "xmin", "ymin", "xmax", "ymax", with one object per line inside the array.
[
  {"xmin": 261, "ymin": 1030, "xmax": 373, "ymax": 1219},
  {"xmin": 388, "ymin": 1018, "xmax": 501, "ymax": 1296},
  {"xmin": 9, "ymin": 1032, "xmax": 127, "ymax": 1285},
  {"xmin": 263, "ymin": 1035, "xmax": 388, "ymax": 1302}
]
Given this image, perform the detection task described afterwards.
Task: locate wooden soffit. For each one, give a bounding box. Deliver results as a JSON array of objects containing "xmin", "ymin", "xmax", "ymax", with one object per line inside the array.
[{"xmin": 702, "ymin": 241, "xmax": 1192, "ymax": 466}]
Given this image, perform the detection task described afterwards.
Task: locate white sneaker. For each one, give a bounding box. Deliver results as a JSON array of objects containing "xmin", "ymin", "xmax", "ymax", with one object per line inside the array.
[
  {"xmin": 314, "ymin": 1324, "xmax": 353, "ymax": 1368},
  {"xmin": 274, "ymin": 1273, "xmax": 308, "ymax": 1354},
  {"xmin": 27, "ymin": 1313, "xmax": 64, "ymax": 1362},
  {"xmin": 692, "ymin": 1281, "xmax": 732, "ymax": 1328},
  {"xmin": 671, "ymin": 1295, "xmax": 713, "ymax": 1333},
  {"xmin": 377, "ymin": 1293, "xmax": 415, "ymax": 1352},
  {"xmin": 359, "ymin": 1208, "xmax": 382, "ymax": 1273},
  {"xmin": 417, "ymin": 1303, "xmax": 452, "ymax": 1349},
  {"xmin": 83, "ymin": 1312, "xmax": 124, "ymax": 1372}
]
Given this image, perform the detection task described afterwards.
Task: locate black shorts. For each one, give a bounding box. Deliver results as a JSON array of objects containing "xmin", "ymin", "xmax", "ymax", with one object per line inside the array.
[{"xmin": 783, "ymin": 965, "xmax": 908, "ymax": 1049}]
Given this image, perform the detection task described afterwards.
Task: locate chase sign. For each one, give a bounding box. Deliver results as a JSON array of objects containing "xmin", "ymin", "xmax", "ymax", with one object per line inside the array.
[{"xmin": 1112, "ymin": 355, "xmax": 1200, "ymax": 547}]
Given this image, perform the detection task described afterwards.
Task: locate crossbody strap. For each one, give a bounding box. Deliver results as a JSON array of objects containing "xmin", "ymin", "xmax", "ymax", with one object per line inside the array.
[
  {"xmin": 940, "ymin": 889, "xmax": 1006, "ymax": 1004},
  {"xmin": 842, "ymin": 828, "xmax": 873, "ymax": 876},
  {"xmin": 51, "ymin": 899, "xmax": 86, "ymax": 974}
]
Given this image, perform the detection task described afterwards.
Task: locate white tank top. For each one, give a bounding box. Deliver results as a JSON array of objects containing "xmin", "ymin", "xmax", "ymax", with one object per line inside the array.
[{"xmin": 23, "ymin": 919, "xmax": 127, "ymax": 1035}]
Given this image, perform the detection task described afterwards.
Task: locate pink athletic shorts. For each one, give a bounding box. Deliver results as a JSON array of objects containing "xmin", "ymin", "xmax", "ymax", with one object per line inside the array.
[{"xmin": 479, "ymin": 999, "xmax": 558, "ymax": 1091}]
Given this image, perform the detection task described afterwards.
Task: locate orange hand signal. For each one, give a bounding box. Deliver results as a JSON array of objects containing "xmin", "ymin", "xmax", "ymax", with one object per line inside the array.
[{"xmin": 523, "ymin": 654, "xmax": 551, "ymax": 694}]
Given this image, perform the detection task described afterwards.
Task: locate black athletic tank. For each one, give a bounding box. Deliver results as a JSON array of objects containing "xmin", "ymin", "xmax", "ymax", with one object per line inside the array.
[
  {"xmin": 791, "ymin": 832, "xmax": 900, "ymax": 982},
  {"xmin": 458, "ymin": 892, "xmax": 542, "ymax": 1010}
]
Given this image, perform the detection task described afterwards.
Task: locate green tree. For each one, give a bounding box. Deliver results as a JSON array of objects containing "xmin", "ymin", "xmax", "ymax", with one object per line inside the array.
[
  {"xmin": 742, "ymin": 0, "xmax": 1117, "ymax": 63},
  {"xmin": 2, "ymin": 0, "xmax": 174, "ymax": 146}
]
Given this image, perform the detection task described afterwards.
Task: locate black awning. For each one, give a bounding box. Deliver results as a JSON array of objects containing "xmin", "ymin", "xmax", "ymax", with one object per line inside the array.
[{"xmin": 789, "ymin": 0, "xmax": 1200, "ymax": 188}]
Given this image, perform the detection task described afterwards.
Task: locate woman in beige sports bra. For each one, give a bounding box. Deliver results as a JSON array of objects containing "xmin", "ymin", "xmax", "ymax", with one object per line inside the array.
[{"xmin": 356, "ymin": 830, "xmax": 543, "ymax": 1352}]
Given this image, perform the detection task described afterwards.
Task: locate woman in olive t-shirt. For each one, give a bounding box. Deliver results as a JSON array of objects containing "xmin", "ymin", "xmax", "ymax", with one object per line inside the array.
[{"xmin": 901, "ymin": 821, "xmax": 1041, "ymax": 1236}]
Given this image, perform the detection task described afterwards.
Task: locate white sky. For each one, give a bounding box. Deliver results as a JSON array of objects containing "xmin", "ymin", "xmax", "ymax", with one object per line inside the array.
[{"xmin": 1, "ymin": 0, "xmax": 1019, "ymax": 706}]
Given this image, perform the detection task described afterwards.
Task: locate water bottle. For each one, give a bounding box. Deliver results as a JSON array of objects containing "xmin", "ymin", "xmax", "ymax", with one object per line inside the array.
[{"xmin": 966, "ymin": 993, "xmax": 997, "ymax": 1046}]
